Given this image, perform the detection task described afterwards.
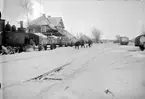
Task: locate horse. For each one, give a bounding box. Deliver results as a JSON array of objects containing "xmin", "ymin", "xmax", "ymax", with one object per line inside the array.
[
  {"xmin": 87, "ymin": 40, "xmax": 93, "ymax": 47},
  {"xmin": 80, "ymin": 40, "xmax": 85, "ymax": 48}
]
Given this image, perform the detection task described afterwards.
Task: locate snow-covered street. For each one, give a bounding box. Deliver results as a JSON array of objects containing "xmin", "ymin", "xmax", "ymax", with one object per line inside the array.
[{"xmin": 1, "ymin": 43, "xmax": 145, "ymax": 99}]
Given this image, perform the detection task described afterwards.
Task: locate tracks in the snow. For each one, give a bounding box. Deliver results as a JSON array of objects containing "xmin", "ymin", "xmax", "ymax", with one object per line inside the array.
[{"xmin": 25, "ymin": 62, "xmax": 71, "ymax": 82}]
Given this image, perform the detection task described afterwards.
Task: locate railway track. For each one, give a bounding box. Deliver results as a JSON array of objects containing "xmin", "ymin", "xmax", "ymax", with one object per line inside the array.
[
  {"xmin": 25, "ymin": 62, "xmax": 72, "ymax": 82},
  {"xmin": 3, "ymin": 62, "xmax": 72, "ymax": 89}
]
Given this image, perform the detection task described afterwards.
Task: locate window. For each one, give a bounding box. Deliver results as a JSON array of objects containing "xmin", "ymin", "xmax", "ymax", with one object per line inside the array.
[{"xmin": 41, "ymin": 26, "xmax": 46, "ymax": 32}]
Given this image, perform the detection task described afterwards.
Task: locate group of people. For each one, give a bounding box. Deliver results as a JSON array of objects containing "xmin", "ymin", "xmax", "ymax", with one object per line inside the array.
[{"xmin": 74, "ymin": 40, "xmax": 93, "ymax": 49}]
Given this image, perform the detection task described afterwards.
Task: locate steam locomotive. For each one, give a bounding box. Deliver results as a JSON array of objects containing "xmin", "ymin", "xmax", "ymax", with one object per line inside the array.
[
  {"xmin": 119, "ymin": 37, "xmax": 129, "ymax": 45},
  {"xmin": 113, "ymin": 36, "xmax": 129, "ymax": 45}
]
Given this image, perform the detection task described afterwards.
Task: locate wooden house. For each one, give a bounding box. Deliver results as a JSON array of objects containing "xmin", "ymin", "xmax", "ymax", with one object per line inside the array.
[{"xmin": 29, "ymin": 14, "xmax": 63, "ymax": 37}]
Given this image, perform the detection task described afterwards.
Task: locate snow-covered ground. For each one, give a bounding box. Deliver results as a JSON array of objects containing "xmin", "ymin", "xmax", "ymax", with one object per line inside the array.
[{"xmin": 1, "ymin": 43, "xmax": 145, "ymax": 99}]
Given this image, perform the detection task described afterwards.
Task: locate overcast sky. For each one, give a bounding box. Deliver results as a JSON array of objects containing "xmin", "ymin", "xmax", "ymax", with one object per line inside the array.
[{"xmin": 1, "ymin": 0, "xmax": 145, "ymax": 39}]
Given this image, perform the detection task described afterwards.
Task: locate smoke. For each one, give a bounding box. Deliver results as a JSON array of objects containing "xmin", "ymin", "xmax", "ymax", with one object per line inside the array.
[
  {"xmin": 29, "ymin": 0, "xmax": 44, "ymax": 20},
  {"xmin": 0, "ymin": 0, "xmax": 4, "ymax": 14},
  {"xmin": 18, "ymin": 0, "xmax": 44, "ymax": 26}
]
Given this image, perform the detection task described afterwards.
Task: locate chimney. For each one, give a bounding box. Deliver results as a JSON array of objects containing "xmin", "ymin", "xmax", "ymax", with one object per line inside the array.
[{"xmin": 20, "ymin": 21, "xmax": 23, "ymax": 28}]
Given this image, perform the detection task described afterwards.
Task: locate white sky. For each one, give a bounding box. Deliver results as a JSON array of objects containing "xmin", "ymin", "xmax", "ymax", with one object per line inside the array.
[{"xmin": 1, "ymin": 0, "xmax": 145, "ymax": 39}]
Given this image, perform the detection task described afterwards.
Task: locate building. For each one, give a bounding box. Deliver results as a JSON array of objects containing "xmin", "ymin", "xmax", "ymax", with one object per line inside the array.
[
  {"xmin": 29, "ymin": 14, "xmax": 63, "ymax": 37},
  {"xmin": 29, "ymin": 14, "xmax": 76, "ymax": 44}
]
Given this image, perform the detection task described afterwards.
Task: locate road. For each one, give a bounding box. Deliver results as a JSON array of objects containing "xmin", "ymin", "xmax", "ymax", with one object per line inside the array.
[{"xmin": 1, "ymin": 43, "xmax": 145, "ymax": 99}]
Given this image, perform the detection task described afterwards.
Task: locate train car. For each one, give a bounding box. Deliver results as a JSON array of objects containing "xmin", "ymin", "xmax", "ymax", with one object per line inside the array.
[
  {"xmin": 59, "ymin": 36, "xmax": 75, "ymax": 47},
  {"xmin": 26, "ymin": 33, "xmax": 48, "ymax": 45},
  {"xmin": 134, "ymin": 35, "xmax": 145, "ymax": 51},
  {"xmin": 27, "ymin": 33, "xmax": 39, "ymax": 45},
  {"xmin": 119, "ymin": 37, "xmax": 129, "ymax": 45},
  {"xmin": 34, "ymin": 33, "xmax": 48, "ymax": 45},
  {"xmin": 134, "ymin": 35, "xmax": 145, "ymax": 46}
]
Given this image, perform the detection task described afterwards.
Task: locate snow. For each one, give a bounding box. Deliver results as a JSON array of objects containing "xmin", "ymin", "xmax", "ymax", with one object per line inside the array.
[
  {"xmin": 34, "ymin": 33, "xmax": 47, "ymax": 38},
  {"xmin": 1, "ymin": 43, "xmax": 145, "ymax": 99},
  {"xmin": 2, "ymin": 47, "xmax": 78, "ymax": 86}
]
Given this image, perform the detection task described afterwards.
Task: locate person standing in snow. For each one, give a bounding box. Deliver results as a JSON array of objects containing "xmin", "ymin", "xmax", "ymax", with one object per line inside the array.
[
  {"xmin": 38, "ymin": 44, "xmax": 42, "ymax": 51},
  {"xmin": 44, "ymin": 44, "xmax": 47, "ymax": 50}
]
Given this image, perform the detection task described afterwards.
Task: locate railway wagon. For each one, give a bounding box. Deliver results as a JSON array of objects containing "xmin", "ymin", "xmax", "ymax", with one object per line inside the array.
[
  {"xmin": 134, "ymin": 35, "xmax": 145, "ymax": 46},
  {"xmin": 135, "ymin": 35, "xmax": 145, "ymax": 51},
  {"xmin": 120, "ymin": 37, "xmax": 129, "ymax": 45},
  {"xmin": 27, "ymin": 33, "xmax": 39, "ymax": 45},
  {"xmin": 26, "ymin": 33, "xmax": 48, "ymax": 45},
  {"xmin": 58, "ymin": 37, "xmax": 74, "ymax": 47}
]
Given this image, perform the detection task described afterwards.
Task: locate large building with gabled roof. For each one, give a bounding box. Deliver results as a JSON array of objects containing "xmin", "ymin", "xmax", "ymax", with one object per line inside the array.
[
  {"xmin": 29, "ymin": 14, "xmax": 76, "ymax": 43},
  {"xmin": 29, "ymin": 14, "xmax": 63, "ymax": 36}
]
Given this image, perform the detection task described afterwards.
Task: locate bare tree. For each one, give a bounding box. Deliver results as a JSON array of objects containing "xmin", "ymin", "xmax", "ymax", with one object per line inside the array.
[
  {"xmin": 91, "ymin": 27, "xmax": 102, "ymax": 43},
  {"xmin": 79, "ymin": 33, "xmax": 90, "ymax": 42},
  {"xmin": 114, "ymin": 35, "xmax": 121, "ymax": 43},
  {"xmin": 116, "ymin": 35, "xmax": 121, "ymax": 40}
]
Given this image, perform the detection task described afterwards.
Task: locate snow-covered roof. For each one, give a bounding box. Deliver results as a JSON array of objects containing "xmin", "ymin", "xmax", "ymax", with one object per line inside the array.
[
  {"xmin": 49, "ymin": 35, "xmax": 58, "ymax": 39},
  {"xmin": 34, "ymin": 33, "xmax": 47, "ymax": 38},
  {"xmin": 47, "ymin": 17, "xmax": 65, "ymax": 28},
  {"xmin": 29, "ymin": 15, "xmax": 56, "ymax": 30}
]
